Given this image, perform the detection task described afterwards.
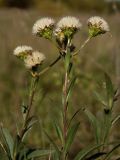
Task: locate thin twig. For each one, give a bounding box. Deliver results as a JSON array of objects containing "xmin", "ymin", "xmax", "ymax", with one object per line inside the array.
[
  {"xmin": 73, "ymin": 36, "xmax": 91, "ymax": 56},
  {"xmin": 38, "ymin": 55, "xmax": 61, "ymax": 76}
]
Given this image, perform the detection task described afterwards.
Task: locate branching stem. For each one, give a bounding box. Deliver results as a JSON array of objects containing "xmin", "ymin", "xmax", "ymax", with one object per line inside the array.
[{"xmin": 73, "ymin": 36, "xmax": 91, "ymax": 56}]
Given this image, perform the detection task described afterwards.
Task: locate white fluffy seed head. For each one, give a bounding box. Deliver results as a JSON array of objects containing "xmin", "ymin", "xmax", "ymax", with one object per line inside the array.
[
  {"xmin": 87, "ymin": 16, "xmax": 110, "ymax": 33},
  {"xmin": 32, "ymin": 17, "xmax": 55, "ymax": 36},
  {"xmin": 54, "ymin": 16, "xmax": 82, "ymax": 40},
  {"xmin": 24, "ymin": 51, "xmax": 46, "ymax": 69},
  {"xmin": 13, "ymin": 46, "xmax": 33, "ymax": 57},
  {"xmin": 56, "ymin": 16, "xmax": 82, "ymax": 30}
]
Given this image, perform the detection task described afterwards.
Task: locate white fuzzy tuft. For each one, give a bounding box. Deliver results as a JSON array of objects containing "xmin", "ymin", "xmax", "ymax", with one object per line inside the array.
[
  {"xmin": 24, "ymin": 51, "xmax": 46, "ymax": 69},
  {"xmin": 87, "ymin": 16, "xmax": 110, "ymax": 32},
  {"xmin": 32, "ymin": 17, "xmax": 55, "ymax": 35},
  {"xmin": 13, "ymin": 46, "xmax": 33, "ymax": 56},
  {"xmin": 56, "ymin": 16, "xmax": 82, "ymax": 29}
]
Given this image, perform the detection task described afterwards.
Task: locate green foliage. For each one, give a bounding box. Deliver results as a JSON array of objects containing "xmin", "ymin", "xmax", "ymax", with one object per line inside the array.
[
  {"xmin": 104, "ymin": 73, "xmax": 114, "ymax": 109},
  {"xmin": 44, "ymin": 130, "xmax": 60, "ymax": 158},
  {"xmin": 0, "ymin": 127, "xmax": 14, "ymax": 159},
  {"xmin": 54, "ymin": 121, "xmax": 63, "ymax": 144},
  {"xmin": 83, "ymin": 108, "xmax": 101, "ymax": 144},
  {"xmin": 64, "ymin": 122, "xmax": 80, "ymax": 153},
  {"xmin": 27, "ymin": 149, "xmax": 54, "ymax": 159},
  {"xmin": 74, "ymin": 144, "xmax": 104, "ymax": 160}
]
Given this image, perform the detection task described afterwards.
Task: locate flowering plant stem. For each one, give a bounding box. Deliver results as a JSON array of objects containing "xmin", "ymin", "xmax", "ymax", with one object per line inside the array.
[
  {"xmin": 60, "ymin": 36, "xmax": 92, "ymax": 159},
  {"xmin": 20, "ymin": 76, "xmax": 39, "ymax": 140},
  {"xmin": 61, "ymin": 48, "xmax": 72, "ymax": 160}
]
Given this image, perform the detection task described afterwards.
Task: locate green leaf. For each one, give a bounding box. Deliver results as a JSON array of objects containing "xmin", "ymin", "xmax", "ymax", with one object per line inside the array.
[
  {"xmin": 67, "ymin": 77, "xmax": 76, "ymax": 101},
  {"xmin": 68, "ymin": 108, "xmax": 81, "ymax": 128},
  {"xmin": 104, "ymin": 73, "xmax": 114, "ymax": 108},
  {"xmin": 13, "ymin": 135, "xmax": 21, "ymax": 159},
  {"xmin": 94, "ymin": 91, "xmax": 107, "ymax": 107},
  {"xmin": 53, "ymin": 121, "xmax": 63, "ymax": 144},
  {"xmin": 18, "ymin": 147, "xmax": 29, "ymax": 160},
  {"xmin": 74, "ymin": 144, "xmax": 103, "ymax": 160},
  {"xmin": 102, "ymin": 109, "xmax": 112, "ymax": 144},
  {"xmin": 64, "ymin": 122, "xmax": 80, "ymax": 153},
  {"xmin": 44, "ymin": 130, "xmax": 60, "ymax": 157},
  {"xmin": 21, "ymin": 116, "xmax": 38, "ymax": 141},
  {"xmin": 65, "ymin": 50, "xmax": 71, "ymax": 72},
  {"xmin": 52, "ymin": 151, "xmax": 60, "ymax": 160},
  {"xmin": 27, "ymin": 149, "xmax": 54, "ymax": 159},
  {"xmin": 26, "ymin": 116, "xmax": 38, "ymax": 129},
  {"xmin": 83, "ymin": 109, "xmax": 101, "ymax": 144},
  {"xmin": 1, "ymin": 128, "xmax": 14, "ymax": 159}
]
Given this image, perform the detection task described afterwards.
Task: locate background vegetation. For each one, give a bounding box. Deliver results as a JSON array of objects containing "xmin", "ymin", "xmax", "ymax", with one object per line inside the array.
[
  {"xmin": 0, "ymin": 0, "xmax": 120, "ymax": 159},
  {"xmin": 0, "ymin": 0, "xmax": 120, "ymax": 12}
]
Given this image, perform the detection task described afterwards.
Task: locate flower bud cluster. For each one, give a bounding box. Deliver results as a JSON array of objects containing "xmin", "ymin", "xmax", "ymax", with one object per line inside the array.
[
  {"xmin": 14, "ymin": 46, "xmax": 45, "ymax": 73},
  {"xmin": 87, "ymin": 16, "xmax": 109, "ymax": 37}
]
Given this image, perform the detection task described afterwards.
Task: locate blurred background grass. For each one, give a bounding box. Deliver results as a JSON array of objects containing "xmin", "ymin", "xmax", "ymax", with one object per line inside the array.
[{"xmin": 0, "ymin": 0, "xmax": 120, "ymax": 158}]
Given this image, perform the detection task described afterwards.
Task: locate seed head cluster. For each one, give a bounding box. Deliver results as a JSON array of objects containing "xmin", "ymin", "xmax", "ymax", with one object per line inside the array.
[
  {"xmin": 87, "ymin": 16, "xmax": 109, "ymax": 37},
  {"xmin": 13, "ymin": 16, "xmax": 110, "ymax": 74},
  {"xmin": 32, "ymin": 17, "xmax": 55, "ymax": 37},
  {"xmin": 24, "ymin": 51, "xmax": 46, "ymax": 69},
  {"xmin": 14, "ymin": 46, "xmax": 33, "ymax": 57},
  {"xmin": 56, "ymin": 16, "xmax": 82, "ymax": 30},
  {"xmin": 54, "ymin": 16, "xmax": 82, "ymax": 41}
]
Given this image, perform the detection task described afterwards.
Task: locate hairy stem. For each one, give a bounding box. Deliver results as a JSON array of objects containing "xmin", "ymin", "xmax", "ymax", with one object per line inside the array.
[
  {"xmin": 62, "ymin": 51, "xmax": 71, "ymax": 160},
  {"xmin": 20, "ymin": 76, "xmax": 38, "ymax": 139},
  {"xmin": 26, "ymin": 77, "xmax": 38, "ymax": 120},
  {"xmin": 63, "ymin": 71, "xmax": 69, "ymax": 144}
]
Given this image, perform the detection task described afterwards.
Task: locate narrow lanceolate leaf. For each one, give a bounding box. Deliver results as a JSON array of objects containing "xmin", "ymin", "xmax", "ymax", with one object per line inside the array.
[
  {"xmin": 104, "ymin": 73, "xmax": 114, "ymax": 108},
  {"xmin": 18, "ymin": 147, "xmax": 30, "ymax": 160},
  {"xmin": 1, "ymin": 128, "xmax": 14, "ymax": 159},
  {"xmin": 44, "ymin": 130, "xmax": 60, "ymax": 157},
  {"xmin": 83, "ymin": 109, "xmax": 101, "ymax": 144},
  {"xmin": 21, "ymin": 116, "xmax": 38, "ymax": 141},
  {"xmin": 68, "ymin": 108, "xmax": 81, "ymax": 128},
  {"xmin": 53, "ymin": 122, "xmax": 63, "ymax": 144},
  {"xmin": 64, "ymin": 122, "xmax": 80, "ymax": 153},
  {"xmin": 26, "ymin": 116, "xmax": 38, "ymax": 129},
  {"xmin": 74, "ymin": 144, "xmax": 103, "ymax": 160},
  {"xmin": 103, "ymin": 143, "xmax": 120, "ymax": 160},
  {"xmin": 67, "ymin": 77, "xmax": 76, "ymax": 101},
  {"xmin": 27, "ymin": 150, "xmax": 54, "ymax": 159},
  {"xmin": 94, "ymin": 91, "xmax": 107, "ymax": 107}
]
